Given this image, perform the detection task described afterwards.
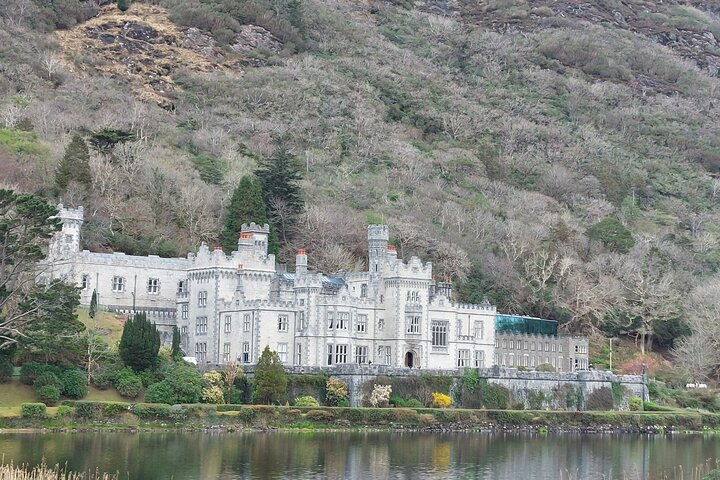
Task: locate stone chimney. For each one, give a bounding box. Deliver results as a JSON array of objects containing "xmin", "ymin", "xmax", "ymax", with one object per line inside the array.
[{"xmin": 296, "ymin": 249, "xmax": 308, "ymax": 274}]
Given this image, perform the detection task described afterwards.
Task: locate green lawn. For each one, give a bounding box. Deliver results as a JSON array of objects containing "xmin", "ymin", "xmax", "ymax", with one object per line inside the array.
[
  {"xmin": 0, "ymin": 379, "xmax": 129, "ymax": 417},
  {"xmin": 0, "ymin": 380, "xmax": 35, "ymax": 416},
  {"xmin": 77, "ymin": 307, "xmax": 127, "ymax": 347}
]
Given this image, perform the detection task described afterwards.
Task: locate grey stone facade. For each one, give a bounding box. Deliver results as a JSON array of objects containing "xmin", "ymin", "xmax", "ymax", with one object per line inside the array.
[
  {"xmin": 494, "ymin": 333, "xmax": 589, "ymax": 372},
  {"xmin": 44, "ymin": 205, "xmax": 591, "ymax": 374}
]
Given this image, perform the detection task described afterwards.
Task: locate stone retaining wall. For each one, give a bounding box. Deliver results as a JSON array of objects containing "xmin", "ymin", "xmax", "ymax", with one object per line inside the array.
[{"xmin": 241, "ymin": 365, "xmax": 647, "ymax": 410}]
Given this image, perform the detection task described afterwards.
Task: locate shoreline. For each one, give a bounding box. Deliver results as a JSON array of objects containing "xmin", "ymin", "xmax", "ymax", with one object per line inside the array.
[{"xmin": 2, "ymin": 403, "xmax": 720, "ymax": 435}]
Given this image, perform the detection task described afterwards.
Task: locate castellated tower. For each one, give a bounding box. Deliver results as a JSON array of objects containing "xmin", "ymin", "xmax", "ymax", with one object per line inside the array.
[
  {"xmin": 238, "ymin": 222, "xmax": 270, "ymax": 255},
  {"xmin": 367, "ymin": 224, "xmax": 389, "ymax": 274},
  {"xmin": 49, "ymin": 204, "xmax": 84, "ymax": 260}
]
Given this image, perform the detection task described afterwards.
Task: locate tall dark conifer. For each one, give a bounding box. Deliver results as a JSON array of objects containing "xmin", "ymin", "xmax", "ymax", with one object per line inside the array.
[
  {"xmin": 171, "ymin": 326, "xmax": 182, "ymax": 361},
  {"xmin": 55, "ymin": 134, "xmax": 92, "ymax": 192},
  {"xmin": 222, "ymin": 175, "xmax": 272, "ymax": 253},
  {"xmin": 254, "ymin": 143, "xmax": 304, "ymax": 246},
  {"xmin": 118, "ymin": 312, "xmax": 160, "ymax": 372}
]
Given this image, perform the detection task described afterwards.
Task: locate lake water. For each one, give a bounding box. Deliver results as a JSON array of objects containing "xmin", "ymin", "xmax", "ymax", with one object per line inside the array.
[{"xmin": 0, "ymin": 431, "xmax": 718, "ymax": 479}]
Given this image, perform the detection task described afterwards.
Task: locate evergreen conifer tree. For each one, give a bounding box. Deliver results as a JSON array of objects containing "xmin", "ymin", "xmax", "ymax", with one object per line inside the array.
[
  {"xmin": 221, "ymin": 176, "xmax": 272, "ymax": 253},
  {"xmin": 171, "ymin": 326, "xmax": 182, "ymax": 361},
  {"xmin": 89, "ymin": 289, "xmax": 97, "ymax": 320},
  {"xmin": 55, "ymin": 134, "xmax": 92, "ymax": 192},
  {"xmin": 255, "ymin": 143, "xmax": 304, "ymax": 246},
  {"xmin": 252, "ymin": 346, "xmax": 288, "ymax": 404},
  {"xmin": 119, "ymin": 312, "xmax": 160, "ymax": 372}
]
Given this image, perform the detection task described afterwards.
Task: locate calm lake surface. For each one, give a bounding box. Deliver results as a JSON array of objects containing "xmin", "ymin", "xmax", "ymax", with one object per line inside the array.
[{"xmin": 0, "ymin": 431, "xmax": 718, "ymax": 480}]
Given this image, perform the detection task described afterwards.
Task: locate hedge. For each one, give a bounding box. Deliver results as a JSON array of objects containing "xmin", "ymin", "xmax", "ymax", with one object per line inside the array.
[{"xmin": 21, "ymin": 403, "xmax": 47, "ymax": 418}]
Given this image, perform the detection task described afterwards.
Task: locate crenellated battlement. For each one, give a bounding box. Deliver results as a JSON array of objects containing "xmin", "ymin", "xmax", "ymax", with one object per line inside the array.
[{"xmin": 241, "ymin": 222, "xmax": 270, "ymax": 234}]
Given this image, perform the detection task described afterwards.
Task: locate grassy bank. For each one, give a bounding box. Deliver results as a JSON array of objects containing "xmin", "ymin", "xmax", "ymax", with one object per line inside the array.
[{"xmin": 2, "ymin": 402, "xmax": 720, "ymax": 434}]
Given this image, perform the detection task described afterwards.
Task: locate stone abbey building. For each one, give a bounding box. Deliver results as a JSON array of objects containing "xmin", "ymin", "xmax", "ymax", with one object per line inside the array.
[{"xmin": 46, "ymin": 206, "xmax": 588, "ymax": 372}]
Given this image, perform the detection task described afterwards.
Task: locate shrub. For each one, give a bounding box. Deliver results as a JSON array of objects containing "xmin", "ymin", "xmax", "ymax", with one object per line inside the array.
[
  {"xmin": 145, "ymin": 381, "xmax": 174, "ymax": 404},
  {"xmin": 586, "ymin": 387, "xmax": 614, "ymax": 411},
  {"xmin": 295, "ymin": 396, "xmax": 320, "ymax": 407},
  {"xmin": 406, "ymin": 399, "xmax": 423, "ymax": 408},
  {"xmin": 131, "ymin": 403, "xmax": 171, "ymax": 420},
  {"xmin": 326, "ymin": 378, "xmax": 349, "ymax": 407},
  {"xmin": 168, "ymin": 404, "xmax": 188, "ymax": 422},
  {"xmin": 0, "ymin": 357, "xmax": 13, "ymax": 383},
  {"xmin": 21, "ymin": 362, "xmax": 45, "ymax": 385},
  {"xmin": 36, "ymin": 384, "xmax": 61, "ymax": 406},
  {"xmin": 92, "ymin": 362, "xmax": 120, "ymax": 390},
  {"xmin": 369, "ymin": 384, "xmax": 392, "ymax": 408},
  {"xmin": 102, "ymin": 402, "xmax": 129, "ymax": 417},
  {"xmin": 512, "ymin": 401, "xmax": 525, "ymax": 410},
  {"xmin": 628, "ymin": 397, "xmax": 643, "ymax": 411},
  {"xmin": 56, "ymin": 405, "xmax": 73, "ymax": 417},
  {"xmin": 61, "ymin": 369, "xmax": 88, "ymax": 399},
  {"xmin": 75, "ymin": 401, "xmax": 101, "ymax": 419},
  {"xmin": 145, "ymin": 363, "xmax": 203, "ymax": 404},
  {"xmin": 306, "ymin": 409, "xmax": 334, "ymax": 421},
  {"xmin": 536, "ymin": 363, "xmax": 556, "ymax": 373},
  {"xmin": 202, "ymin": 371, "xmax": 225, "ymax": 404},
  {"xmin": 252, "ymin": 347, "xmax": 288, "ymax": 405},
  {"xmin": 432, "ymin": 392, "xmax": 451, "ymax": 408},
  {"xmin": 116, "ymin": 369, "xmax": 143, "ymax": 399},
  {"xmin": 618, "ymin": 356, "xmax": 660, "ymax": 377},
  {"xmin": 21, "ymin": 403, "xmax": 47, "ymax": 418},
  {"xmin": 34, "ymin": 372, "xmax": 63, "ymax": 391}
]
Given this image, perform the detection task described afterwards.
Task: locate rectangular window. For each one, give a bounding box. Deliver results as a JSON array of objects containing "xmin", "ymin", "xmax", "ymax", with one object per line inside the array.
[
  {"xmin": 385, "ymin": 346, "xmax": 392, "ymax": 365},
  {"xmin": 531, "ymin": 342, "xmax": 536, "ymax": 351},
  {"xmin": 378, "ymin": 319, "xmax": 384, "ymax": 331},
  {"xmin": 242, "ymin": 342, "xmax": 250, "ymax": 363},
  {"xmin": 559, "ymin": 344, "xmax": 563, "ymax": 353},
  {"xmin": 552, "ymin": 344, "xmax": 556, "ymax": 352},
  {"xmin": 355, "ymin": 345, "xmax": 368, "ymax": 364},
  {"xmin": 224, "ymin": 315, "xmax": 232, "ymax": 333},
  {"xmin": 327, "ymin": 311, "xmax": 334, "ymax": 329},
  {"xmin": 524, "ymin": 341, "xmax": 528, "ymax": 350},
  {"xmin": 335, "ymin": 344, "xmax": 347, "ymax": 364},
  {"xmin": 223, "ymin": 343, "xmax": 231, "ymax": 363},
  {"xmin": 457, "ymin": 349, "xmax": 470, "ymax": 367},
  {"xmin": 177, "ymin": 280, "xmax": 186, "ymax": 294},
  {"xmin": 195, "ymin": 342, "xmax": 207, "ymax": 363},
  {"xmin": 181, "ymin": 304, "xmax": 189, "ymax": 320},
  {"xmin": 407, "ymin": 315, "xmax": 420, "ymax": 334},
  {"xmin": 278, "ymin": 315, "xmax": 288, "ymax": 332},
  {"xmin": 356, "ymin": 314, "xmax": 367, "ymax": 333},
  {"xmin": 327, "ymin": 344, "xmax": 334, "ymax": 365},
  {"xmin": 112, "ymin": 276, "xmax": 125, "ymax": 293},
  {"xmin": 360, "ymin": 284, "xmax": 367, "ymax": 298},
  {"xmin": 337, "ymin": 312, "xmax": 349, "ymax": 330},
  {"xmin": 181, "ymin": 326, "xmax": 188, "ymax": 335},
  {"xmin": 81, "ymin": 274, "xmax": 89, "ymax": 290},
  {"xmin": 198, "ymin": 291, "xmax": 207, "ymax": 307},
  {"xmin": 147, "ymin": 278, "xmax": 159, "ymax": 294},
  {"xmin": 474, "ymin": 320, "xmax": 484, "ymax": 339},
  {"xmin": 296, "ymin": 343, "xmax": 302, "ymax": 365},
  {"xmin": 277, "ymin": 343, "xmax": 288, "ymax": 363},
  {"xmin": 431, "ymin": 321, "xmax": 448, "ymax": 347},
  {"xmin": 502, "ymin": 339, "xmax": 507, "ymax": 348},
  {"xmin": 474, "ymin": 350, "xmax": 485, "ymax": 368},
  {"xmin": 243, "ymin": 314, "xmax": 251, "ymax": 332},
  {"xmin": 195, "ymin": 316, "xmax": 207, "ymax": 335},
  {"xmin": 297, "ymin": 311, "xmax": 306, "ymax": 330},
  {"xmin": 545, "ymin": 342, "xmax": 549, "ymax": 352}
]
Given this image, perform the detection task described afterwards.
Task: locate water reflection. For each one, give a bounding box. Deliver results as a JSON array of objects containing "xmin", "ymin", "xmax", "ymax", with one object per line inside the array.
[{"xmin": 0, "ymin": 431, "xmax": 717, "ymax": 480}]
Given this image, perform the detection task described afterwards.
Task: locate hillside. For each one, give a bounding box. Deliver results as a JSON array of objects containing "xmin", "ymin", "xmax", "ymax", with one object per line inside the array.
[{"xmin": 2, "ymin": 0, "xmax": 720, "ymax": 366}]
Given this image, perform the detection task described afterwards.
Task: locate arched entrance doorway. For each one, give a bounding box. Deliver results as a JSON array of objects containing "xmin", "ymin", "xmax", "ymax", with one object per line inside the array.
[{"xmin": 404, "ymin": 351, "xmax": 414, "ymax": 368}]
